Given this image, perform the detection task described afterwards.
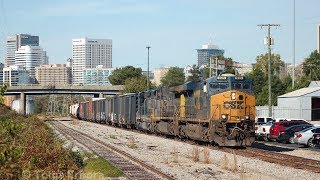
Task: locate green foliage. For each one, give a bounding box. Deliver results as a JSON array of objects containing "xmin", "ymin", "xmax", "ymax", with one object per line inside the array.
[
  {"xmin": 202, "ymin": 67, "xmax": 210, "ymax": 79},
  {"xmin": 186, "ymin": 65, "xmax": 201, "ymax": 82},
  {"xmin": 0, "ymin": 106, "xmax": 83, "ymax": 178},
  {"xmin": 255, "ymin": 53, "xmax": 284, "ymax": 76},
  {"xmin": 302, "ymin": 50, "xmax": 320, "ymax": 80},
  {"xmin": 83, "ymin": 157, "xmax": 124, "ymax": 177},
  {"xmin": 109, "ymin": 66, "xmax": 142, "ymax": 85},
  {"xmin": 293, "ymin": 75, "xmax": 311, "ymax": 90},
  {"xmin": 123, "ymin": 76, "xmax": 155, "ymax": 93},
  {"xmin": 224, "ymin": 67, "xmax": 236, "ymax": 74},
  {"xmin": 245, "ymin": 53, "xmax": 288, "ymax": 106},
  {"xmin": 161, "ymin": 67, "xmax": 185, "ymax": 87},
  {"xmin": 245, "ymin": 67, "xmax": 266, "ymax": 96},
  {"xmin": 0, "ymin": 84, "xmax": 8, "ymax": 104}
]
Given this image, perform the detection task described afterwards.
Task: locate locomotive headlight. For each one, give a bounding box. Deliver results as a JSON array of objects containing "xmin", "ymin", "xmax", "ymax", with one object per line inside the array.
[
  {"xmin": 231, "ymin": 92, "xmax": 236, "ymax": 100},
  {"xmin": 221, "ymin": 114, "xmax": 227, "ymax": 120},
  {"xmin": 245, "ymin": 115, "xmax": 250, "ymax": 120}
]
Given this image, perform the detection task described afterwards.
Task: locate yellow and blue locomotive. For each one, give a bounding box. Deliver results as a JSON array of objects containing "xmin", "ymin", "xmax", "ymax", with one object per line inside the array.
[{"xmin": 73, "ymin": 74, "xmax": 255, "ymax": 146}]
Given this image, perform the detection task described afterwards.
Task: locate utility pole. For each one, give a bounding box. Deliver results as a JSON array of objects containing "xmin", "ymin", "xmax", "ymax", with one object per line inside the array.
[
  {"xmin": 258, "ymin": 24, "xmax": 280, "ymax": 117},
  {"xmin": 215, "ymin": 57, "xmax": 218, "ymax": 76},
  {"xmin": 146, "ymin": 46, "xmax": 151, "ymax": 90},
  {"xmin": 292, "ymin": 0, "xmax": 296, "ymax": 89},
  {"xmin": 209, "ymin": 57, "xmax": 212, "ymax": 77}
]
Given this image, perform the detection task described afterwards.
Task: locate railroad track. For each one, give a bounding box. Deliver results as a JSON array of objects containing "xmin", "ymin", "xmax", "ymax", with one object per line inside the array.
[
  {"xmin": 221, "ymin": 147, "xmax": 320, "ymax": 173},
  {"xmin": 56, "ymin": 119, "xmax": 320, "ymax": 174},
  {"xmin": 49, "ymin": 121, "xmax": 175, "ymax": 180}
]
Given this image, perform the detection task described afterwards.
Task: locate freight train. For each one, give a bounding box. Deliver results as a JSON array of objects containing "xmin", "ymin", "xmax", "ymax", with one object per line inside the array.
[{"xmin": 70, "ymin": 74, "xmax": 256, "ymax": 146}]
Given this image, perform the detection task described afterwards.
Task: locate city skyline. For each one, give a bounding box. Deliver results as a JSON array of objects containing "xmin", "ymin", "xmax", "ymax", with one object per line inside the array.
[{"xmin": 0, "ymin": 0, "xmax": 320, "ymax": 71}]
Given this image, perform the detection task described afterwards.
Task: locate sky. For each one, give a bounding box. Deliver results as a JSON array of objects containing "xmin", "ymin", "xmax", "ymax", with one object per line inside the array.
[{"xmin": 0, "ymin": 0, "xmax": 319, "ymax": 71}]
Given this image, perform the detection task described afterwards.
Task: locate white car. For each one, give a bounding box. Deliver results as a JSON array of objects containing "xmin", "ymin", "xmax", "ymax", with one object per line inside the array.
[{"xmin": 293, "ymin": 126, "xmax": 320, "ymax": 147}]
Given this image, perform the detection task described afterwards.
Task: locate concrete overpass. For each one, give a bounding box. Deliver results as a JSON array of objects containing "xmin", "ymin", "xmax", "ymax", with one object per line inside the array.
[{"xmin": 4, "ymin": 85, "xmax": 124, "ymax": 115}]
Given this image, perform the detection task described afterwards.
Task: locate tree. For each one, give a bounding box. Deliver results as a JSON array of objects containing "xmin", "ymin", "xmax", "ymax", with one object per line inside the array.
[
  {"xmin": 255, "ymin": 53, "xmax": 284, "ymax": 76},
  {"xmin": 302, "ymin": 50, "xmax": 320, "ymax": 80},
  {"xmin": 123, "ymin": 76, "xmax": 155, "ymax": 93},
  {"xmin": 0, "ymin": 84, "xmax": 8, "ymax": 104},
  {"xmin": 245, "ymin": 67, "xmax": 266, "ymax": 95},
  {"xmin": 186, "ymin": 65, "xmax": 201, "ymax": 82},
  {"xmin": 161, "ymin": 67, "xmax": 185, "ymax": 87},
  {"xmin": 109, "ymin": 66, "xmax": 142, "ymax": 85},
  {"xmin": 255, "ymin": 75, "xmax": 285, "ymax": 106}
]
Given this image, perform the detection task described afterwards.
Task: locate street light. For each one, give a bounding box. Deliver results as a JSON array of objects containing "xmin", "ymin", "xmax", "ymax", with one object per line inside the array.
[{"xmin": 146, "ymin": 46, "xmax": 151, "ymax": 91}]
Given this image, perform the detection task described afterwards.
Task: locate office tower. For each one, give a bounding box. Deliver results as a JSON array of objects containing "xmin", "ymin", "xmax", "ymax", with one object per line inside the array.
[
  {"xmin": 83, "ymin": 65, "xmax": 114, "ymax": 86},
  {"xmin": 196, "ymin": 41, "xmax": 224, "ymax": 67},
  {"xmin": 35, "ymin": 64, "xmax": 71, "ymax": 86},
  {"xmin": 15, "ymin": 46, "xmax": 48, "ymax": 83},
  {"xmin": 3, "ymin": 65, "xmax": 30, "ymax": 86},
  {"xmin": 0, "ymin": 63, "xmax": 3, "ymax": 85},
  {"xmin": 5, "ymin": 34, "xmax": 39, "ymax": 67},
  {"xmin": 72, "ymin": 37, "xmax": 112, "ymax": 85}
]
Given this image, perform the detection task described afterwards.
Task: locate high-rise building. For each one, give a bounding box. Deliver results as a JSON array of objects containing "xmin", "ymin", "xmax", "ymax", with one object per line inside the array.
[
  {"xmin": 196, "ymin": 42, "xmax": 224, "ymax": 67},
  {"xmin": 5, "ymin": 34, "xmax": 39, "ymax": 67},
  {"xmin": 15, "ymin": 46, "xmax": 48, "ymax": 83},
  {"xmin": 0, "ymin": 63, "xmax": 4, "ymax": 85},
  {"xmin": 35, "ymin": 64, "xmax": 71, "ymax": 86},
  {"xmin": 83, "ymin": 65, "xmax": 114, "ymax": 86},
  {"xmin": 72, "ymin": 37, "xmax": 112, "ymax": 85},
  {"xmin": 3, "ymin": 65, "xmax": 30, "ymax": 86}
]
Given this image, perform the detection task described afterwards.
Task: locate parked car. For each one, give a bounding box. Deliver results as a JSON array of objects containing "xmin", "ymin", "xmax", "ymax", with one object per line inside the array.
[
  {"xmin": 277, "ymin": 124, "xmax": 313, "ymax": 144},
  {"xmin": 255, "ymin": 117, "xmax": 274, "ymax": 125},
  {"xmin": 255, "ymin": 121, "xmax": 274, "ymax": 141},
  {"xmin": 269, "ymin": 120, "xmax": 311, "ymax": 141},
  {"xmin": 293, "ymin": 126, "xmax": 320, "ymax": 147},
  {"xmin": 255, "ymin": 117, "xmax": 275, "ymax": 141},
  {"xmin": 312, "ymin": 133, "xmax": 320, "ymax": 146}
]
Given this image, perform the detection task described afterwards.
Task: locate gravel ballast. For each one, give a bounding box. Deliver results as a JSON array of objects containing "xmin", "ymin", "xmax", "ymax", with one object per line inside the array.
[{"xmin": 56, "ymin": 120, "xmax": 320, "ymax": 180}]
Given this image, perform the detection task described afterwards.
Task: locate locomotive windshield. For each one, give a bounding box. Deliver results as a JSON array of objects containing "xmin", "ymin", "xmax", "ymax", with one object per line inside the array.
[{"xmin": 207, "ymin": 76, "xmax": 253, "ymax": 94}]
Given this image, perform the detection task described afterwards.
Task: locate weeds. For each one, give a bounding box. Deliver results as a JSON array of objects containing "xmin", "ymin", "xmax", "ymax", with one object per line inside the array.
[
  {"xmin": 71, "ymin": 118, "xmax": 80, "ymax": 125},
  {"xmin": 222, "ymin": 154, "xmax": 228, "ymax": 170},
  {"xmin": 0, "ymin": 105, "xmax": 83, "ymax": 179},
  {"xmin": 203, "ymin": 147, "xmax": 210, "ymax": 164},
  {"xmin": 128, "ymin": 136, "xmax": 138, "ymax": 148},
  {"xmin": 172, "ymin": 146, "xmax": 179, "ymax": 163},
  {"xmin": 109, "ymin": 135, "xmax": 117, "ymax": 139},
  {"xmin": 192, "ymin": 147, "xmax": 200, "ymax": 162},
  {"xmin": 232, "ymin": 150, "xmax": 238, "ymax": 173}
]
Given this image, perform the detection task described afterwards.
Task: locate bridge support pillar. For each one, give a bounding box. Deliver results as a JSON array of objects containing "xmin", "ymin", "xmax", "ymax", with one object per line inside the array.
[{"xmin": 20, "ymin": 92, "xmax": 26, "ymax": 115}]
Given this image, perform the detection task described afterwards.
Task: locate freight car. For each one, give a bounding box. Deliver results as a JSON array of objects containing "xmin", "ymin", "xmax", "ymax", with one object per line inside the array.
[{"xmin": 71, "ymin": 74, "xmax": 256, "ymax": 146}]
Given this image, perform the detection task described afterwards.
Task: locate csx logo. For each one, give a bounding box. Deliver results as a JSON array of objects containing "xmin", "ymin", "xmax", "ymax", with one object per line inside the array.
[{"xmin": 223, "ymin": 101, "xmax": 244, "ymax": 109}]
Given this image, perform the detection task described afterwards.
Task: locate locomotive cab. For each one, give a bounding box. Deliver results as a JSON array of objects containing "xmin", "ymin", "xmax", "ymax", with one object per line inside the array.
[{"xmin": 205, "ymin": 74, "xmax": 256, "ymax": 146}]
